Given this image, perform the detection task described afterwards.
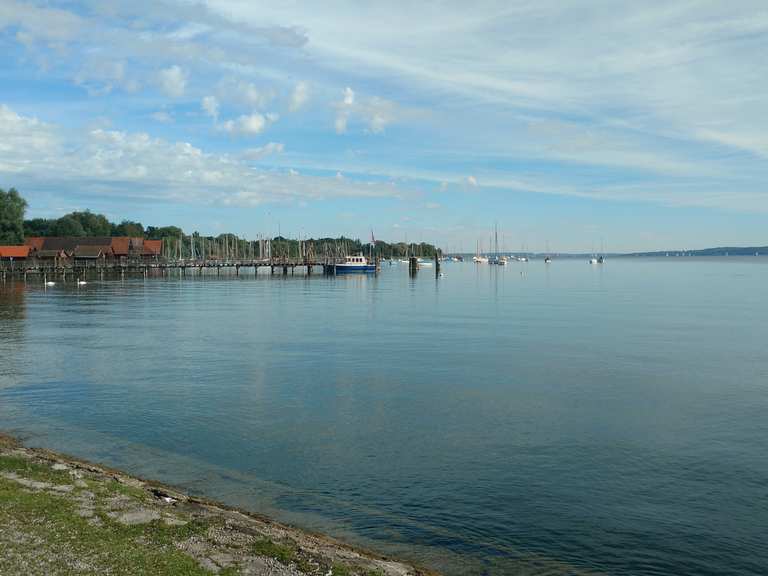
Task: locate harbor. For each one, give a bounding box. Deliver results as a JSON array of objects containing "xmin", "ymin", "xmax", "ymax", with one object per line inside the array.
[{"xmin": 0, "ymin": 235, "xmax": 445, "ymax": 280}]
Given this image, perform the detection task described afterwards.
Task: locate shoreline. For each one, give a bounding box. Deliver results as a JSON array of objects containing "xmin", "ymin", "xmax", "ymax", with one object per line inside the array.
[{"xmin": 0, "ymin": 432, "xmax": 435, "ymax": 576}]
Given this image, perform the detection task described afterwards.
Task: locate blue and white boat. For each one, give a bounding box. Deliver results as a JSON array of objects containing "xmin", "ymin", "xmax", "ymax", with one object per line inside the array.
[{"xmin": 335, "ymin": 254, "xmax": 376, "ymax": 273}]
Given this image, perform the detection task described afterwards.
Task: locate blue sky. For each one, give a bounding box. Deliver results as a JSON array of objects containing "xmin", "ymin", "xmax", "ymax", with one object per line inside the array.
[{"xmin": 1, "ymin": 1, "xmax": 767, "ymax": 252}]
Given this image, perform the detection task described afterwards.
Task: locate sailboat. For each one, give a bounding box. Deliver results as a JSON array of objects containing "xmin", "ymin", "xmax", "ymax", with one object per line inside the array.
[
  {"xmin": 473, "ymin": 239, "xmax": 488, "ymax": 263},
  {"xmin": 489, "ymin": 224, "xmax": 507, "ymax": 265}
]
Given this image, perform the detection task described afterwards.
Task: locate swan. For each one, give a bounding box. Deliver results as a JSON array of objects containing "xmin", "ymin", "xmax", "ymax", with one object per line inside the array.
[
  {"xmin": 77, "ymin": 279, "xmax": 87, "ymax": 285},
  {"xmin": 45, "ymin": 281, "xmax": 56, "ymax": 287}
]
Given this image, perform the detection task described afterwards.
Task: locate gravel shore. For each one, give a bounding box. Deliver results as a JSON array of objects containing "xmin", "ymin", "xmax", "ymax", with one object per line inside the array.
[{"xmin": 0, "ymin": 433, "xmax": 434, "ymax": 576}]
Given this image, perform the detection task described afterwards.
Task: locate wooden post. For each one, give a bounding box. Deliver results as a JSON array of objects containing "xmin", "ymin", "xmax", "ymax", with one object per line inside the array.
[
  {"xmin": 409, "ymin": 256, "xmax": 418, "ymax": 276},
  {"xmin": 435, "ymin": 253, "xmax": 440, "ymax": 276}
]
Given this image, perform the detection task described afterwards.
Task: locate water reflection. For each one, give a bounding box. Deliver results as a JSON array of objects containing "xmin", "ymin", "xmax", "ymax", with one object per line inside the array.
[{"xmin": 0, "ymin": 282, "xmax": 26, "ymax": 394}]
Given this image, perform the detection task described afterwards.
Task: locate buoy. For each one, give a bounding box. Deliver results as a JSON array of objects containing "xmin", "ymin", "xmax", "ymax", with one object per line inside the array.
[{"xmin": 45, "ymin": 281, "xmax": 56, "ymax": 287}]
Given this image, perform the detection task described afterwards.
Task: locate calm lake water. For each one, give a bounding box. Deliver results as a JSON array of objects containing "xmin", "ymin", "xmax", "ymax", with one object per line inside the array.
[{"xmin": 1, "ymin": 258, "xmax": 767, "ymax": 575}]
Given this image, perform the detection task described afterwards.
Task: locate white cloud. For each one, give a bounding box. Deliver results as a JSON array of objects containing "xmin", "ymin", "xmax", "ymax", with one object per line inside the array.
[
  {"xmin": 0, "ymin": 104, "xmax": 405, "ymax": 206},
  {"xmin": 216, "ymin": 78, "xmax": 274, "ymax": 109},
  {"xmin": 334, "ymin": 87, "xmax": 354, "ymax": 134},
  {"xmin": 201, "ymin": 96, "xmax": 219, "ymax": 121},
  {"xmin": 220, "ymin": 112, "xmax": 269, "ymax": 135},
  {"xmin": 73, "ymin": 59, "xmax": 139, "ymax": 95},
  {"xmin": 335, "ymin": 113, "xmax": 349, "ymax": 134},
  {"xmin": 0, "ymin": 104, "xmax": 59, "ymax": 173},
  {"xmin": 158, "ymin": 65, "xmax": 187, "ymax": 98},
  {"xmin": 289, "ymin": 81, "xmax": 309, "ymax": 111},
  {"xmin": 333, "ymin": 87, "xmax": 401, "ymax": 134},
  {"xmin": 343, "ymin": 87, "xmax": 355, "ymax": 105},
  {"xmin": 241, "ymin": 142, "xmax": 284, "ymax": 160},
  {"xmin": 0, "ymin": 0, "xmax": 83, "ymax": 44}
]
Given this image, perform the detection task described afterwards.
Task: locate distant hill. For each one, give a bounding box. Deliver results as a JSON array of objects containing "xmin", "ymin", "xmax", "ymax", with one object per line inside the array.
[{"xmin": 625, "ymin": 246, "xmax": 768, "ymax": 257}]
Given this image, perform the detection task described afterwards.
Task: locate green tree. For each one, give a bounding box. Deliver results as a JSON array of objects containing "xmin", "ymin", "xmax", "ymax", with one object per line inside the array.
[
  {"xmin": 0, "ymin": 188, "xmax": 28, "ymax": 244},
  {"xmin": 24, "ymin": 217, "xmax": 57, "ymax": 237},
  {"xmin": 113, "ymin": 220, "xmax": 145, "ymax": 237},
  {"xmin": 68, "ymin": 211, "xmax": 111, "ymax": 236},
  {"xmin": 52, "ymin": 215, "xmax": 86, "ymax": 236},
  {"xmin": 146, "ymin": 226, "xmax": 183, "ymax": 240}
]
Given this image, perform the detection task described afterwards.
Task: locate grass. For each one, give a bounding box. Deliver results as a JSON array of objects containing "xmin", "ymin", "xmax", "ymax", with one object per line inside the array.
[
  {"xmin": 251, "ymin": 538, "xmax": 297, "ymax": 565},
  {"xmin": 108, "ymin": 480, "xmax": 149, "ymax": 501},
  {"xmin": 0, "ymin": 452, "xmax": 217, "ymax": 575},
  {"xmin": 0, "ymin": 454, "xmax": 73, "ymax": 485},
  {"xmin": 0, "ymin": 451, "xmax": 412, "ymax": 576},
  {"xmin": 0, "ymin": 475, "xmax": 215, "ymax": 575}
]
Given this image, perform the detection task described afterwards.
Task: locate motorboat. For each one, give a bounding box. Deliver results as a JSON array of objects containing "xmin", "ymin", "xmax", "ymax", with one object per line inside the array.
[{"xmin": 335, "ymin": 254, "xmax": 376, "ymax": 273}]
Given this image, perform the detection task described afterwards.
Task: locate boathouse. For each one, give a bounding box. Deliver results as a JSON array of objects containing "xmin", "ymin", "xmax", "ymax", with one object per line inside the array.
[
  {"xmin": 0, "ymin": 246, "xmax": 30, "ymax": 261},
  {"xmin": 73, "ymin": 245, "xmax": 107, "ymax": 266},
  {"xmin": 33, "ymin": 249, "xmax": 69, "ymax": 267},
  {"xmin": 23, "ymin": 237, "xmax": 163, "ymax": 263}
]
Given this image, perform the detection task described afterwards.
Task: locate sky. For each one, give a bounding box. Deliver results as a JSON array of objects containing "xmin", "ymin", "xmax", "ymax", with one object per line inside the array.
[{"xmin": 1, "ymin": 0, "xmax": 767, "ymax": 252}]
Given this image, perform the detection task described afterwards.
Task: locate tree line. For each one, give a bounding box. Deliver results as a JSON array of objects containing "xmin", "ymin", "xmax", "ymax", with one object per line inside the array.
[{"xmin": 0, "ymin": 187, "xmax": 440, "ymax": 258}]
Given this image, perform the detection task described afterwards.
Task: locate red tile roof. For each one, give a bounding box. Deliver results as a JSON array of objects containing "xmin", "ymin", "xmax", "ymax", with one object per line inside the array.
[
  {"xmin": 24, "ymin": 237, "xmax": 45, "ymax": 251},
  {"xmin": 110, "ymin": 237, "xmax": 131, "ymax": 256},
  {"xmin": 0, "ymin": 246, "xmax": 30, "ymax": 258},
  {"xmin": 143, "ymin": 240, "xmax": 162, "ymax": 255}
]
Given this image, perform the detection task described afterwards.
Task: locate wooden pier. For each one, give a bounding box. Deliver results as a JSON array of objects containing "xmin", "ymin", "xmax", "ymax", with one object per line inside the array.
[{"xmin": 0, "ymin": 257, "xmax": 360, "ymax": 281}]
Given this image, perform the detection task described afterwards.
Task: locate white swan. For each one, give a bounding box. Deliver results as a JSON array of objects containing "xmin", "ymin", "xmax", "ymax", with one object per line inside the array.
[
  {"xmin": 77, "ymin": 279, "xmax": 87, "ymax": 285},
  {"xmin": 45, "ymin": 281, "xmax": 56, "ymax": 286}
]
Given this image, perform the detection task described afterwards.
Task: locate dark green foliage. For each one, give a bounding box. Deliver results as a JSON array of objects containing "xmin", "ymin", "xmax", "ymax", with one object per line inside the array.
[
  {"xmin": 0, "ymin": 187, "xmax": 27, "ymax": 244},
  {"xmin": 24, "ymin": 210, "xmax": 111, "ymax": 238},
  {"xmin": 51, "ymin": 214, "xmax": 86, "ymax": 236},
  {"xmin": 113, "ymin": 220, "xmax": 145, "ymax": 237},
  {"xmin": 145, "ymin": 226, "xmax": 183, "ymax": 240},
  {"xmin": 68, "ymin": 210, "xmax": 112, "ymax": 236},
  {"xmin": 23, "ymin": 217, "xmax": 56, "ymax": 237}
]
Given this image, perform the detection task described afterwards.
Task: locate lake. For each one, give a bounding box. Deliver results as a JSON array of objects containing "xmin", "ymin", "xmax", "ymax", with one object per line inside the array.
[{"xmin": 1, "ymin": 257, "xmax": 767, "ymax": 575}]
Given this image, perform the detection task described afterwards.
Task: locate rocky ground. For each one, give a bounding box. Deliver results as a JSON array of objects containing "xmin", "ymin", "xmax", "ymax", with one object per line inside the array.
[{"xmin": 0, "ymin": 433, "xmax": 434, "ymax": 576}]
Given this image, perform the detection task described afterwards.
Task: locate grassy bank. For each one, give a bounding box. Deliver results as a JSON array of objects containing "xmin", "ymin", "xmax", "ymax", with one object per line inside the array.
[{"xmin": 0, "ymin": 434, "xmax": 431, "ymax": 576}]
